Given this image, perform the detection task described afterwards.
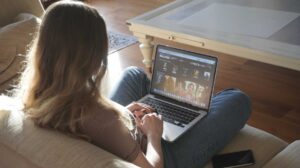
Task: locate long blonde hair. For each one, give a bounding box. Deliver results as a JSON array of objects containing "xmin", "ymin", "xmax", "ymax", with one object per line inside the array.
[{"xmin": 16, "ymin": 1, "xmax": 123, "ymax": 139}]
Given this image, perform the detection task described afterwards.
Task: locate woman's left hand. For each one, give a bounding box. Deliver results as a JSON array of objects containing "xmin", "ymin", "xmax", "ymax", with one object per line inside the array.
[{"xmin": 126, "ymin": 102, "xmax": 155, "ymax": 119}]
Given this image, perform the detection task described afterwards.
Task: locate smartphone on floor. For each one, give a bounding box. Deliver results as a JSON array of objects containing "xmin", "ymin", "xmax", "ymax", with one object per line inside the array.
[{"xmin": 212, "ymin": 150, "xmax": 255, "ymax": 168}]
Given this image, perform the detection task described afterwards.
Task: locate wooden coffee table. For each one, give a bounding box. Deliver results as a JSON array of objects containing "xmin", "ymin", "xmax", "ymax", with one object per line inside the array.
[{"xmin": 127, "ymin": 0, "xmax": 300, "ymax": 71}]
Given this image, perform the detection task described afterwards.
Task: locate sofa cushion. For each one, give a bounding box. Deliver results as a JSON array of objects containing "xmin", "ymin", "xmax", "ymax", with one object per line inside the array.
[
  {"xmin": 263, "ymin": 140, "xmax": 300, "ymax": 168},
  {"xmin": 0, "ymin": 96, "xmax": 138, "ymax": 168},
  {"xmin": 204, "ymin": 125, "xmax": 288, "ymax": 168}
]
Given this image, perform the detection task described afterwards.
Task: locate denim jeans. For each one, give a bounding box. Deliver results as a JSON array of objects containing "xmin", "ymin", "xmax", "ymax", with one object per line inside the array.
[{"xmin": 109, "ymin": 67, "xmax": 251, "ymax": 168}]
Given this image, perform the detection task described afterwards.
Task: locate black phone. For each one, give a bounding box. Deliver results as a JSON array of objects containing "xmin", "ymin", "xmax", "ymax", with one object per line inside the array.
[{"xmin": 212, "ymin": 150, "xmax": 255, "ymax": 168}]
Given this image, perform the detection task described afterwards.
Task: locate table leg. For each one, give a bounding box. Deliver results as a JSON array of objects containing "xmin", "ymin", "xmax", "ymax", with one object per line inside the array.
[{"xmin": 137, "ymin": 35, "xmax": 154, "ymax": 72}]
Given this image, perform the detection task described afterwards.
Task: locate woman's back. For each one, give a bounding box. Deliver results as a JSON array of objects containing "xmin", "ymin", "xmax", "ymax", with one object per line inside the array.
[{"xmin": 17, "ymin": 0, "xmax": 110, "ymax": 142}]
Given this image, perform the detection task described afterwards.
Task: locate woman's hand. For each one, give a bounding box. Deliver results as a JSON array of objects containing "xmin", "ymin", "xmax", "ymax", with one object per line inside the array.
[
  {"xmin": 136, "ymin": 113, "xmax": 163, "ymax": 140},
  {"xmin": 127, "ymin": 102, "xmax": 163, "ymax": 139},
  {"xmin": 126, "ymin": 102, "xmax": 155, "ymax": 119}
]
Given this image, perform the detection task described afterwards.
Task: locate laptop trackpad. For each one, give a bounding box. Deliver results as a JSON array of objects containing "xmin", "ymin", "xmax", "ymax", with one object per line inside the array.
[{"xmin": 163, "ymin": 121, "xmax": 184, "ymax": 142}]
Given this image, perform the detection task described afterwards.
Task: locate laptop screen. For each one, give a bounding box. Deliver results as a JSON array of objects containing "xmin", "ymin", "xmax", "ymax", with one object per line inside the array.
[{"xmin": 150, "ymin": 45, "xmax": 218, "ymax": 110}]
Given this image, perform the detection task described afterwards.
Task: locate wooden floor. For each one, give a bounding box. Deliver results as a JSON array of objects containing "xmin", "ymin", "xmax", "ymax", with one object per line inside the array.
[{"xmin": 89, "ymin": 0, "xmax": 300, "ymax": 143}]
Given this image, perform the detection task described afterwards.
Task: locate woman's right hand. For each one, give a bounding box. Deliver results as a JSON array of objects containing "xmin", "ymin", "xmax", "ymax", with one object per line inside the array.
[{"xmin": 136, "ymin": 113, "xmax": 163, "ymax": 140}]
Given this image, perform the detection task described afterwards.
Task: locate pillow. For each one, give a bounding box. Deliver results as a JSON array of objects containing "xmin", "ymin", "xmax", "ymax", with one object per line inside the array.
[
  {"xmin": 0, "ymin": 46, "xmax": 17, "ymax": 73},
  {"xmin": 0, "ymin": 51, "xmax": 24, "ymax": 91},
  {"xmin": 0, "ymin": 13, "xmax": 40, "ymax": 48},
  {"xmin": 0, "ymin": 13, "xmax": 40, "ymax": 92}
]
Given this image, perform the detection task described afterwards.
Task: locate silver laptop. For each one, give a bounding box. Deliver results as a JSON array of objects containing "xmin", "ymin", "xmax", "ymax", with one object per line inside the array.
[{"xmin": 139, "ymin": 45, "xmax": 218, "ymax": 142}]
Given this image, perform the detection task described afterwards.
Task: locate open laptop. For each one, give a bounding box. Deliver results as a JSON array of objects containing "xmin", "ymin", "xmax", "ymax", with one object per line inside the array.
[{"xmin": 139, "ymin": 45, "xmax": 218, "ymax": 142}]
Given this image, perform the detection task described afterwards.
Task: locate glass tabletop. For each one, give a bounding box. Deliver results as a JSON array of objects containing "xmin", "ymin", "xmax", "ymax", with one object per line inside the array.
[{"xmin": 129, "ymin": 0, "xmax": 300, "ymax": 61}]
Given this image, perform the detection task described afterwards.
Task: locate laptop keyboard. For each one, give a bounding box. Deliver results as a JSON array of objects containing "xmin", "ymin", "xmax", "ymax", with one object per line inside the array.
[{"xmin": 141, "ymin": 98, "xmax": 200, "ymax": 127}]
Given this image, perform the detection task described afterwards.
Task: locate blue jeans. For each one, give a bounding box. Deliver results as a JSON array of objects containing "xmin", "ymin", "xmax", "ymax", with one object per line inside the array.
[{"xmin": 109, "ymin": 67, "xmax": 251, "ymax": 168}]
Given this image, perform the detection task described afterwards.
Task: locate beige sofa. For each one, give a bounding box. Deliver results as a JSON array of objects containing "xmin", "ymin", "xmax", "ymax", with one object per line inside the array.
[
  {"xmin": 0, "ymin": 0, "xmax": 43, "ymax": 94},
  {"xmin": 0, "ymin": 96, "xmax": 300, "ymax": 168}
]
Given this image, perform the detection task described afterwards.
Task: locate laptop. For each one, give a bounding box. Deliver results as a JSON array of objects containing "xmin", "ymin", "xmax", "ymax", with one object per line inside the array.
[{"xmin": 139, "ymin": 45, "xmax": 218, "ymax": 142}]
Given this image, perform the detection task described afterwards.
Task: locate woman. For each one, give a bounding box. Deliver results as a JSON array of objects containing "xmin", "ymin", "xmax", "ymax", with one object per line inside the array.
[{"xmin": 16, "ymin": 1, "xmax": 251, "ymax": 168}]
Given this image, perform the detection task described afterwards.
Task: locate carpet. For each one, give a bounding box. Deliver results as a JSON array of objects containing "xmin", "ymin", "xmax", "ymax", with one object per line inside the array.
[{"xmin": 108, "ymin": 31, "xmax": 138, "ymax": 54}]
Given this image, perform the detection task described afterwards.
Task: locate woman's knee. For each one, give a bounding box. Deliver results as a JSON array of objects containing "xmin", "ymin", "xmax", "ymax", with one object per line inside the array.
[
  {"xmin": 122, "ymin": 66, "xmax": 147, "ymax": 81},
  {"xmin": 214, "ymin": 88, "xmax": 252, "ymax": 121},
  {"xmin": 226, "ymin": 89, "xmax": 252, "ymax": 121}
]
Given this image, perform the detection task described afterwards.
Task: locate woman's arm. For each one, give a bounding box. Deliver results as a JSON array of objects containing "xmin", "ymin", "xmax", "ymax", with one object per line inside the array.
[
  {"xmin": 145, "ymin": 133, "xmax": 164, "ymax": 168},
  {"xmin": 132, "ymin": 114, "xmax": 164, "ymax": 168}
]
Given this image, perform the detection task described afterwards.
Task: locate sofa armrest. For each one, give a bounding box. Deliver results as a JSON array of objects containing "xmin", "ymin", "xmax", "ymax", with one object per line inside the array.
[
  {"xmin": 263, "ymin": 140, "xmax": 300, "ymax": 168},
  {"xmin": 204, "ymin": 125, "xmax": 287, "ymax": 168},
  {"xmin": 0, "ymin": 0, "xmax": 44, "ymax": 26}
]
